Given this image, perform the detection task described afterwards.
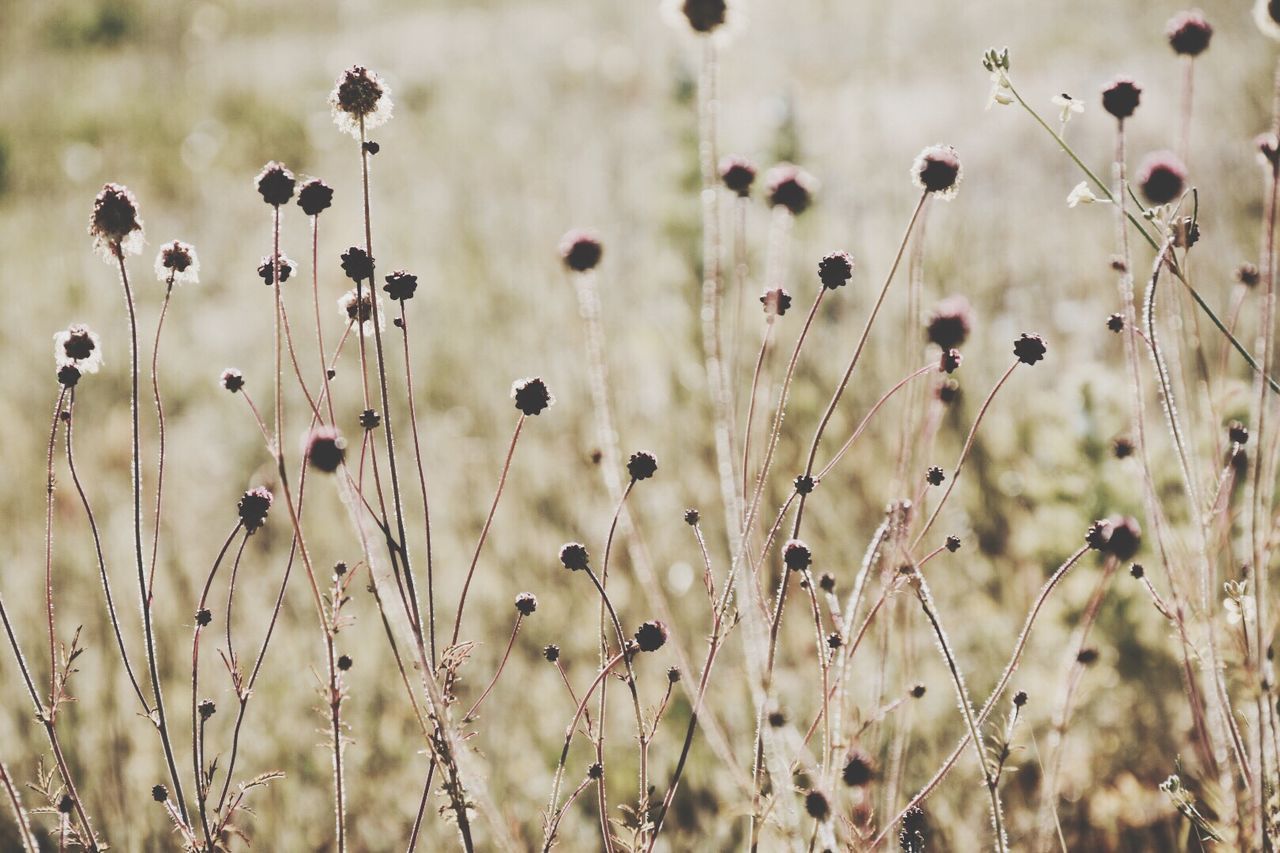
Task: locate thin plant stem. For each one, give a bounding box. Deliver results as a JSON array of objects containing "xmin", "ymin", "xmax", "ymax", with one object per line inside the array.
[
  {"xmin": 397, "ymin": 302, "xmax": 437, "ymax": 665},
  {"xmin": 0, "ymin": 759, "xmax": 37, "ymax": 853},
  {"xmin": 44, "ymin": 387, "xmax": 67, "ymax": 707},
  {"xmin": 464, "ymin": 615, "xmax": 524, "ymax": 722},
  {"xmin": 147, "ymin": 277, "xmax": 174, "ymax": 594}
]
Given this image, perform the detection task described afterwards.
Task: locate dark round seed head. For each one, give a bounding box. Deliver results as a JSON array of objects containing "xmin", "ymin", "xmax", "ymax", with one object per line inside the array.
[
  {"xmin": 1107, "ymin": 313, "xmax": 1125, "ymax": 333},
  {"xmin": 1113, "ymin": 436, "xmax": 1135, "ymax": 458},
  {"xmin": 1229, "ymin": 421, "xmax": 1249, "ymax": 445},
  {"xmin": 794, "ymin": 474, "xmax": 815, "ymax": 495},
  {"xmin": 627, "ymin": 451, "xmax": 658, "ymax": 481},
  {"xmin": 1013, "ymin": 332, "xmax": 1047, "ymax": 366},
  {"xmin": 559, "ymin": 542, "xmax": 590, "ymax": 571},
  {"xmin": 1101, "ymin": 77, "xmax": 1142, "ymax": 120},
  {"xmin": 1237, "ymin": 263, "xmax": 1261, "ymax": 287},
  {"xmin": 940, "ymin": 348, "xmax": 963, "ymax": 374},
  {"xmin": 512, "ymin": 377, "xmax": 554, "ymax": 416},
  {"xmin": 682, "ymin": 0, "xmax": 727, "ymax": 32},
  {"xmin": 359, "ymin": 408, "xmax": 381, "ymax": 430},
  {"xmin": 59, "ymin": 795, "xmax": 74, "ymax": 814},
  {"xmin": 255, "ymin": 161, "xmax": 296, "ymax": 206},
  {"xmin": 340, "ymin": 247, "xmax": 375, "ymax": 282},
  {"xmin": 515, "ymin": 592, "xmax": 538, "ymax": 616},
  {"xmin": 783, "ymin": 539, "xmax": 812, "ymax": 572},
  {"xmin": 1137, "ymin": 151, "xmax": 1187, "ymax": 205},
  {"xmin": 305, "ymin": 427, "xmax": 346, "ymax": 473},
  {"xmin": 338, "ymin": 654, "xmax": 352, "ymax": 670},
  {"xmin": 257, "ymin": 254, "xmax": 295, "ymax": 286},
  {"xmin": 1086, "ymin": 520, "xmax": 1111, "ymax": 551},
  {"xmin": 910, "ymin": 683, "xmax": 927, "ymax": 698},
  {"xmin": 237, "ymin": 487, "xmax": 273, "ymax": 534},
  {"xmin": 912, "ymin": 145, "xmax": 962, "ymax": 195},
  {"xmin": 818, "ymin": 251, "xmax": 854, "ymax": 289},
  {"xmin": 804, "ymin": 789, "xmax": 831, "ymax": 821},
  {"xmin": 152, "ymin": 785, "xmax": 168, "ymax": 802},
  {"xmin": 938, "ymin": 379, "xmax": 961, "ymax": 405},
  {"xmin": 1013, "ymin": 690, "xmax": 1028, "ymax": 707},
  {"xmin": 667, "ymin": 666, "xmax": 681, "ymax": 683},
  {"xmin": 362, "ymin": 140, "xmax": 380, "ymax": 155},
  {"xmin": 543, "ymin": 644, "xmax": 560, "ymax": 663},
  {"xmin": 926, "ymin": 296, "xmax": 973, "ymax": 349},
  {"xmin": 760, "ymin": 287, "xmax": 792, "ymax": 317},
  {"xmin": 559, "ymin": 229, "xmax": 603, "ymax": 272},
  {"xmin": 196, "ymin": 609, "xmax": 212, "ymax": 627},
  {"xmin": 719, "ymin": 155, "xmax": 756, "ymax": 196},
  {"xmin": 826, "ymin": 632, "xmax": 842, "ymax": 650},
  {"xmin": 1105, "ymin": 515, "xmax": 1142, "ymax": 561},
  {"xmin": 683, "ymin": 508, "xmax": 700, "ymax": 525},
  {"xmin": 765, "ymin": 163, "xmax": 815, "ymax": 215},
  {"xmin": 58, "ymin": 365, "xmax": 81, "ymax": 388},
  {"xmin": 297, "ymin": 178, "xmax": 334, "ymax": 216},
  {"xmin": 925, "ymin": 466, "xmax": 945, "ymax": 487},
  {"xmin": 1130, "ymin": 563, "xmax": 1146, "ymax": 579},
  {"xmin": 1167, "ymin": 12, "xmax": 1212, "ymax": 56},
  {"xmin": 89, "ymin": 182, "xmax": 142, "ymax": 248},
  {"xmin": 198, "ymin": 699, "xmax": 216, "ymax": 720},
  {"xmin": 945, "ymin": 535, "xmax": 961, "ymax": 553},
  {"xmin": 634, "ymin": 620, "xmax": 668, "ymax": 652},
  {"xmin": 767, "ymin": 710, "xmax": 786, "ymax": 727},
  {"xmin": 383, "ymin": 269, "xmax": 418, "ymax": 301},
  {"xmin": 587, "ymin": 761, "xmax": 603, "ymax": 779},
  {"xmin": 818, "ymin": 572, "xmax": 835, "ymax": 593},
  {"xmin": 334, "ymin": 562, "xmax": 348, "ymax": 576},
  {"xmin": 1077, "ymin": 648, "xmax": 1099, "ymax": 665},
  {"xmin": 842, "ymin": 751, "xmax": 874, "ymax": 787}
]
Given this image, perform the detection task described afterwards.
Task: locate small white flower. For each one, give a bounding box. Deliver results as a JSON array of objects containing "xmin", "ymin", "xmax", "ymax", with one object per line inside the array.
[
  {"xmin": 1051, "ymin": 92, "xmax": 1084, "ymax": 125},
  {"xmin": 338, "ymin": 288, "xmax": 385, "ymax": 337},
  {"xmin": 53, "ymin": 324, "xmax": 103, "ymax": 374},
  {"xmin": 1067, "ymin": 181, "xmax": 1104, "ymax": 208},
  {"xmin": 154, "ymin": 240, "xmax": 199, "ymax": 286},
  {"xmin": 985, "ymin": 70, "xmax": 1013, "ymax": 110},
  {"xmin": 1225, "ymin": 595, "xmax": 1256, "ymax": 625},
  {"xmin": 329, "ymin": 66, "xmax": 394, "ymax": 140}
]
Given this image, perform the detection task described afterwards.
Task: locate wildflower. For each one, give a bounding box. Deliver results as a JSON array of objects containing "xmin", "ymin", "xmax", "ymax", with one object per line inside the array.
[
  {"xmin": 1086, "ymin": 519, "xmax": 1111, "ymax": 551},
  {"xmin": 330, "ymin": 65, "xmax": 394, "ymax": 139},
  {"xmin": 720, "ymin": 155, "xmax": 756, "ymax": 196},
  {"xmin": 985, "ymin": 67, "xmax": 1013, "ymax": 109},
  {"xmin": 634, "ymin": 620, "xmax": 668, "ymax": 652},
  {"xmin": 515, "ymin": 592, "xmax": 538, "ymax": 616},
  {"xmin": 945, "ymin": 535, "xmax": 961, "ymax": 553},
  {"xmin": 255, "ymin": 162, "xmax": 295, "ymax": 206},
  {"xmin": 297, "ymin": 178, "xmax": 334, "ymax": 216},
  {"xmin": 794, "ymin": 474, "xmax": 815, "ymax": 495},
  {"xmin": 760, "ymin": 287, "xmax": 792, "ymax": 316},
  {"xmin": 667, "ymin": 666, "xmax": 681, "ymax": 683},
  {"xmin": 220, "ymin": 368, "xmax": 244, "ymax": 393},
  {"xmin": 1173, "ymin": 216, "xmax": 1200, "ymax": 249},
  {"xmin": 900, "ymin": 807, "xmax": 928, "ymax": 851},
  {"xmin": 783, "ymin": 539, "xmax": 812, "ymax": 571},
  {"xmin": 304, "ymin": 426, "xmax": 346, "ymax": 473},
  {"xmin": 940, "ymin": 348, "xmax": 962, "ymax": 374},
  {"xmin": 198, "ymin": 699, "xmax": 216, "ymax": 720},
  {"xmin": 842, "ymin": 750, "xmax": 874, "ymax": 787},
  {"xmin": 1076, "ymin": 648, "xmax": 1099, "ymax": 665},
  {"xmin": 359, "ymin": 409, "xmax": 381, "ymax": 430},
  {"xmin": 1067, "ymin": 181, "xmax": 1102, "ymax": 208},
  {"xmin": 154, "ymin": 240, "xmax": 199, "ymax": 285},
  {"xmin": 937, "ymin": 379, "xmax": 960, "ymax": 405},
  {"xmin": 926, "ymin": 296, "xmax": 973, "ymax": 349},
  {"xmin": 1229, "ymin": 421, "xmax": 1249, "ymax": 445},
  {"xmin": 1013, "ymin": 332, "xmax": 1047, "ymax": 365},
  {"xmin": 1256, "ymin": 0, "xmax": 1280, "ymax": 40},
  {"xmin": 804, "ymin": 790, "xmax": 830, "ymax": 821},
  {"xmin": 1131, "ymin": 563, "xmax": 1145, "ymax": 579},
  {"xmin": 543, "ymin": 644, "xmax": 560, "ymax": 662},
  {"xmin": 559, "ymin": 229, "xmax": 603, "ymax": 272},
  {"xmin": 818, "ymin": 251, "xmax": 855, "ymax": 289},
  {"xmin": 627, "ymin": 451, "xmax": 658, "ymax": 481},
  {"xmin": 338, "ymin": 655, "xmax": 353, "ymax": 670},
  {"xmin": 54, "ymin": 324, "xmax": 103, "ymax": 374},
  {"xmin": 925, "ymin": 466, "xmax": 945, "ymax": 487},
  {"xmin": 1236, "ymin": 263, "xmax": 1261, "ymax": 288},
  {"xmin": 765, "ymin": 163, "xmax": 816, "ymax": 215},
  {"xmin": 1107, "ymin": 313, "xmax": 1125, "ymax": 333},
  {"xmin": 559, "ymin": 542, "xmax": 590, "ymax": 571},
  {"xmin": 511, "ymin": 376, "xmax": 555, "ymax": 415},
  {"xmin": 1136, "ymin": 151, "xmax": 1187, "ymax": 205},
  {"xmin": 340, "ymin": 247, "xmax": 375, "ymax": 282},
  {"xmin": 383, "ymin": 270, "xmax": 418, "ymax": 301},
  {"xmin": 237, "ymin": 487, "xmax": 273, "ymax": 534},
  {"xmin": 1013, "ymin": 690, "xmax": 1028, "ymax": 707},
  {"xmin": 89, "ymin": 183, "xmax": 144, "ymax": 260},
  {"xmin": 152, "ymin": 785, "xmax": 168, "ymax": 803},
  {"xmin": 338, "ymin": 288, "xmax": 385, "ymax": 337},
  {"xmin": 818, "ymin": 572, "xmax": 835, "ymax": 592},
  {"xmin": 1167, "ymin": 11, "xmax": 1213, "ymax": 56},
  {"xmin": 1225, "ymin": 593, "xmax": 1256, "ymax": 626},
  {"xmin": 57, "ymin": 365, "xmax": 81, "ymax": 388},
  {"xmin": 826, "ymin": 632, "xmax": 842, "ymax": 650},
  {"xmin": 1101, "ymin": 77, "xmax": 1142, "ymax": 120},
  {"xmin": 911, "ymin": 145, "xmax": 962, "ymax": 199},
  {"xmin": 767, "ymin": 710, "xmax": 786, "ymax": 727},
  {"xmin": 1113, "ymin": 436, "xmax": 1135, "ymax": 458},
  {"xmin": 684, "ymin": 508, "xmax": 700, "ymax": 525},
  {"xmin": 258, "ymin": 253, "xmax": 296, "ymax": 285},
  {"xmin": 679, "ymin": 0, "xmax": 726, "ymax": 32},
  {"xmin": 1090, "ymin": 515, "xmax": 1142, "ymax": 560},
  {"xmin": 195, "ymin": 609, "xmax": 212, "ymax": 627},
  {"xmin": 1051, "ymin": 92, "xmax": 1084, "ymax": 124},
  {"xmin": 910, "ymin": 683, "xmax": 927, "ymax": 698},
  {"xmin": 587, "ymin": 762, "xmax": 603, "ymax": 779}
]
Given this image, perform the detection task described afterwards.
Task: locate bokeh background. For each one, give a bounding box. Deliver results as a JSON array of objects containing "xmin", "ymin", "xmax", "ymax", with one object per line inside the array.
[{"xmin": 1, "ymin": 0, "xmax": 1277, "ymax": 848}]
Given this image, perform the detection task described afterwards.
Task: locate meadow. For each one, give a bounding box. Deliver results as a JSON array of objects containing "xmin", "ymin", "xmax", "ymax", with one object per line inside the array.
[{"xmin": 2, "ymin": 0, "xmax": 1280, "ymax": 849}]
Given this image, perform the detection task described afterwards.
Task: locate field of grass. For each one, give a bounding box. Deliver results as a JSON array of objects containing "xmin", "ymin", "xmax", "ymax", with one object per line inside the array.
[{"xmin": 2, "ymin": 0, "xmax": 1280, "ymax": 849}]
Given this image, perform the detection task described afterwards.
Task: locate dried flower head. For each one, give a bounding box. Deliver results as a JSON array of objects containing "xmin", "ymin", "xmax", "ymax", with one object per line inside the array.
[
  {"xmin": 765, "ymin": 163, "xmax": 816, "ymax": 215},
  {"xmin": 1237, "ymin": 263, "xmax": 1261, "ymax": 288},
  {"xmin": 559, "ymin": 542, "xmax": 590, "ymax": 571},
  {"xmin": 383, "ymin": 270, "xmax": 418, "ymax": 301},
  {"xmin": 1086, "ymin": 519, "xmax": 1111, "ymax": 551},
  {"xmin": 258, "ymin": 253, "xmax": 296, "ymax": 286},
  {"xmin": 1130, "ymin": 563, "xmax": 1145, "ymax": 579},
  {"xmin": 911, "ymin": 683, "xmax": 927, "ymax": 698},
  {"xmin": 1101, "ymin": 77, "xmax": 1142, "ymax": 120},
  {"xmin": 818, "ymin": 572, "xmax": 835, "ymax": 592},
  {"xmin": 1229, "ymin": 421, "xmax": 1249, "ymax": 445},
  {"xmin": 330, "ymin": 65, "xmax": 393, "ymax": 139},
  {"xmin": 667, "ymin": 666, "xmax": 681, "ymax": 683},
  {"xmin": 1167, "ymin": 11, "xmax": 1213, "ymax": 56},
  {"xmin": 783, "ymin": 539, "xmax": 812, "ymax": 572},
  {"xmin": 1136, "ymin": 151, "xmax": 1187, "ymax": 205},
  {"xmin": 512, "ymin": 377, "xmax": 555, "ymax": 416},
  {"xmin": 1013, "ymin": 690, "xmax": 1028, "ymax": 707},
  {"xmin": 1105, "ymin": 515, "xmax": 1142, "ymax": 561},
  {"xmin": 1107, "ymin": 313, "xmax": 1125, "ymax": 333},
  {"xmin": 297, "ymin": 178, "xmax": 334, "ymax": 216},
  {"xmin": 1113, "ymin": 436, "xmax": 1135, "ymax": 458},
  {"xmin": 925, "ymin": 466, "xmax": 945, "ymax": 486},
  {"xmin": 1013, "ymin": 332, "xmax": 1047, "ymax": 365},
  {"xmin": 89, "ymin": 183, "xmax": 144, "ymax": 260},
  {"xmin": 680, "ymin": 0, "xmax": 727, "ymax": 31},
  {"xmin": 340, "ymin": 247, "xmax": 375, "ymax": 282},
  {"xmin": 237, "ymin": 487, "xmax": 273, "ymax": 534},
  {"xmin": 911, "ymin": 145, "xmax": 962, "ymax": 199},
  {"xmin": 54, "ymin": 324, "xmax": 103, "ymax": 374},
  {"xmin": 945, "ymin": 535, "xmax": 961, "ymax": 552},
  {"xmin": 338, "ymin": 288, "xmax": 385, "ymax": 337},
  {"xmin": 842, "ymin": 750, "xmax": 875, "ymax": 787},
  {"xmin": 634, "ymin": 620, "xmax": 668, "ymax": 652},
  {"xmin": 720, "ymin": 155, "xmax": 756, "ymax": 196},
  {"xmin": 359, "ymin": 408, "xmax": 381, "ymax": 430},
  {"xmin": 543, "ymin": 644, "xmax": 560, "ymax": 662},
  {"xmin": 760, "ymin": 287, "xmax": 792, "ymax": 317},
  {"xmin": 804, "ymin": 789, "xmax": 831, "ymax": 821},
  {"xmin": 57, "ymin": 365, "xmax": 81, "ymax": 388},
  {"xmin": 818, "ymin": 251, "xmax": 855, "ymax": 289},
  {"xmin": 304, "ymin": 426, "xmax": 347, "ymax": 473},
  {"xmin": 515, "ymin": 592, "xmax": 538, "ymax": 616},
  {"xmin": 794, "ymin": 474, "xmax": 816, "ymax": 495},
  {"xmin": 1077, "ymin": 648, "xmax": 1099, "ymax": 665},
  {"xmin": 559, "ymin": 229, "xmax": 603, "ymax": 272},
  {"xmin": 587, "ymin": 762, "xmax": 603, "ymax": 779},
  {"xmin": 154, "ymin": 240, "xmax": 199, "ymax": 286},
  {"xmin": 926, "ymin": 296, "xmax": 973, "ymax": 349},
  {"xmin": 151, "ymin": 785, "xmax": 168, "ymax": 803},
  {"xmin": 826, "ymin": 632, "xmax": 842, "ymax": 650},
  {"xmin": 627, "ymin": 451, "xmax": 658, "ymax": 481},
  {"xmin": 684, "ymin": 508, "xmax": 700, "ymax": 525},
  {"xmin": 940, "ymin": 348, "xmax": 963, "ymax": 374},
  {"xmin": 220, "ymin": 368, "xmax": 244, "ymax": 393},
  {"xmin": 255, "ymin": 162, "xmax": 295, "ymax": 206},
  {"xmin": 198, "ymin": 699, "xmax": 216, "ymax": 720},
  {"xmin": 338, "ymin": 654, "xmax": 352, "ymax": 671}
]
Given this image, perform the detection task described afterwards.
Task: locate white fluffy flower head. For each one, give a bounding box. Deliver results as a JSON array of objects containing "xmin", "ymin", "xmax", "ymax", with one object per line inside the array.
[
  {"xmin": 330, "ymin": 66, "xmax": 393, "ymax": 140},
  {"xmin": 54, "ymin": 324, "xmax": 103, "ymax": 374},
  {"xmin": 154, "ymin": 240, "xmax": 199, "ymax": 286},
  {"xmin": 338, "ymin": 288, "xmax": 385, "ymax": 337}
]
